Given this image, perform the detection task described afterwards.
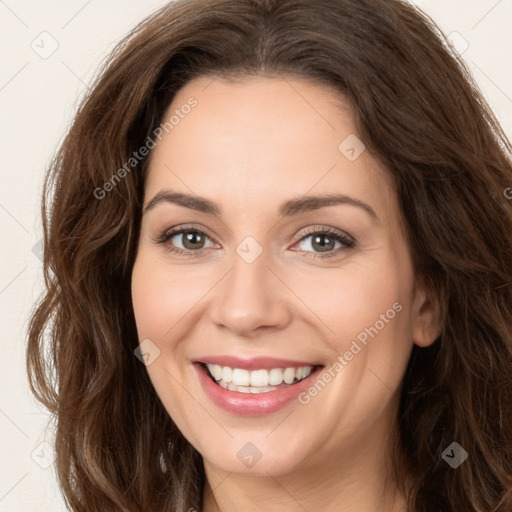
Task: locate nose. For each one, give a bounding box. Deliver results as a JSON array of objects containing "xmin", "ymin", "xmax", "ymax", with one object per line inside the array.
[{"xmin": 207, "ymin": 249, "xmax": 292, "ymax": 337}]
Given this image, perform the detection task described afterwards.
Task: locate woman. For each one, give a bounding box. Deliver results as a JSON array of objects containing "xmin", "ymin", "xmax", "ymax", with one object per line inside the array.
[{"xmin": 27, "ymin": 0, "xmax": 512, "ymax": 510}]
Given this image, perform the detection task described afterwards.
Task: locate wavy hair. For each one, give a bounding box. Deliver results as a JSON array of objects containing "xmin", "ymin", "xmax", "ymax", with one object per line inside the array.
[{"xmin": 27, "ymin": 0, "xmax": 512, "ymax": 510}]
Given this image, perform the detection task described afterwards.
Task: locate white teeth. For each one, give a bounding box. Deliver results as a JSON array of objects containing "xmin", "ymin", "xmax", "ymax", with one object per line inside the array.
[
  {"xmin": 222, "ymin": 366, "xmax": 232, "ymax": 383},
  {"xmin": 205, "ymin": 363, "xmax": 315, "ymax": 393},
  {"xmin": 250, "ymin": 369, "xmax": 269, "ymax": 387},
  {"xmin": 212, "ymin": 364, "xmax": 223, "ymax": 381},
  {"xmin": 232, "ymin": 368, "xmax": 250, "ymax": 386},
  {"xmin": 283, "ymin": 367, "xmax": 296, "ymax": 384},
  {"xmin": 268, "ymin": 368, "xmax": 283, "ymax": 385}
]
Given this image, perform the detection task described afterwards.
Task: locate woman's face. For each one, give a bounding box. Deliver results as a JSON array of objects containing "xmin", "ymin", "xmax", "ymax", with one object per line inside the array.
[{"xmin": 131, "ymin": 75, "xmax": 438, "ymax": 478}]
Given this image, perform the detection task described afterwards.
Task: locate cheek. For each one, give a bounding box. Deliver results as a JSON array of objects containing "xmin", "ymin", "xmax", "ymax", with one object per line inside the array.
[
  {"xmin": 130, "ymin": 253, "xmax": 199, "ymax": 425},
  {"xmin": 332, "ymin": 255, "xmax": 415, "ymax": 392},
  {"xmin": 292, "ymin": 256, "xmax": 409, "ymax": 349},
  {"xmin": 293, "ymin": 252, "xmax": 415, "ymax": 413},
  {"xmin": 131, "ymin": 253, "xmax": 202, "ymax": 343}
]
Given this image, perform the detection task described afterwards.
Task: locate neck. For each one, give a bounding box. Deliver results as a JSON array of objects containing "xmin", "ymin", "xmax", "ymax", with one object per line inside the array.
[{"xmin": 202, "ymin": 474, "xmax": 406, "ymax": 512}]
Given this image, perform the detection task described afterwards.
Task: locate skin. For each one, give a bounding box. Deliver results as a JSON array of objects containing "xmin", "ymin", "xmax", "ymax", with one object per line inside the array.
[{"xmin": 131, "ymin": 75, "xmax": 440, "ymax": 512}]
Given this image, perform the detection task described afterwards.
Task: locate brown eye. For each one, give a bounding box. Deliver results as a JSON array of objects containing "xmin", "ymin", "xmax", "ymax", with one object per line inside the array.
[
  {"xmin": 155, "ymin": 225, "xmax": 217, "ymax": 256},
  {"xmin": 294, "ymin": 227, "xmax": 355, "ymax": 257},
  {"xmin": 178, "ymin": 230, "xmax": 207, "ymax": 250},
  {"xmin": 309, "ymin": 234, "xmax": 337, "ymax": 252}
]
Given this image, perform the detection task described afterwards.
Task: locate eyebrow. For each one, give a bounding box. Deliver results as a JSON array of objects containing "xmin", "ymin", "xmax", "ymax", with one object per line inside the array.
[{"xmin": 143, "ymin": 190, "xmax": 378, "ymax": 220}]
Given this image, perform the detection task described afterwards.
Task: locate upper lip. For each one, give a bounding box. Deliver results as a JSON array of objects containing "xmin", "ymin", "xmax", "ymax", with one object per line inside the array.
[{"xmin": 194, "ymin": 355, "xmax": 322, "ymax": 371}]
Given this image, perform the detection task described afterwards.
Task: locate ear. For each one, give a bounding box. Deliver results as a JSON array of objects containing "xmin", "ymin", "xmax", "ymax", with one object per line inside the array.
[{"xmin": 411, "ymin": 278, "xmax": 442, "ymax": 348}]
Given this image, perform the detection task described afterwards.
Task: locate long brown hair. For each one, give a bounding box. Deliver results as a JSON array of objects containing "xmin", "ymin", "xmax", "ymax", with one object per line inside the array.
[{"xmin": 27, "ymin": 0, "xmax": 512, "ymax": 510}]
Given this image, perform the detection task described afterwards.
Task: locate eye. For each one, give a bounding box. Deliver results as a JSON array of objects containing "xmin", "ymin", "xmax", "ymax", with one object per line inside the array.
[
  {"xmin": 155, "ymin": 225, "xmax": 218, "ymax": 256},
  {"xmin": 293, "ymin": 226, "xmax": 355, "ymax": 258},
  {"xmin": 154, "ymin": 224, "xmax": 355, "ymax": 258}
]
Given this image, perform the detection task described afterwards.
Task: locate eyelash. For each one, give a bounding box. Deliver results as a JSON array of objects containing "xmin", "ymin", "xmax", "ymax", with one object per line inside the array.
[{"xmin": 153, "ymin": 224, "xmax": 356, "ymax": 259}]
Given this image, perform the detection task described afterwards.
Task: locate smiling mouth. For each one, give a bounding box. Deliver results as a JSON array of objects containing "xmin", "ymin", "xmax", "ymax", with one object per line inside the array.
[{"xmin": 199, "ymin": 362, "xmax": 323, "ymax": 394}]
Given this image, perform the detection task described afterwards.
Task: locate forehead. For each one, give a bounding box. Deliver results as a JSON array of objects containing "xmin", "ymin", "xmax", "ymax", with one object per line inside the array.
[{"xmin": 144, "ymin": 75, "xmax": 395, "ymax": 223}]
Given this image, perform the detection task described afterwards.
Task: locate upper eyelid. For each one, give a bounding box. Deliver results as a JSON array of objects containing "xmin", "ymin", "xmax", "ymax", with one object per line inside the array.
[{"xmin": 160, "ymin": 223, "xmax": 219, "ymax": 243}]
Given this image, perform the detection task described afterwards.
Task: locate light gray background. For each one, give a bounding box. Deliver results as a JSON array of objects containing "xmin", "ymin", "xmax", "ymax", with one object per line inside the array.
[{"xmin": 1, "ymin": 1, "xmax": 511, "ymax": 510}]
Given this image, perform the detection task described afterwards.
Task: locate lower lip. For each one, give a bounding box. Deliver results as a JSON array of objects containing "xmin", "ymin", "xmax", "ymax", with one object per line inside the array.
[{"xmin": 194, "ymin": 363, "xmax": 322, "ymax": 416}]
